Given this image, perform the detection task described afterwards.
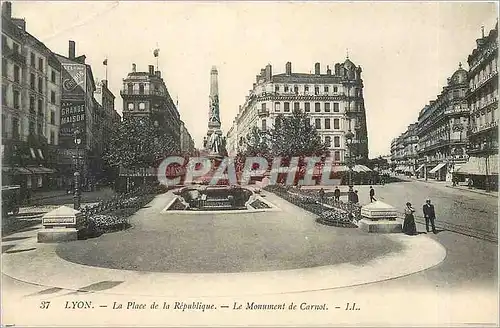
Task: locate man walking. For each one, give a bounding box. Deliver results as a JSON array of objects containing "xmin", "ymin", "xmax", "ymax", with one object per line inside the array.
[
  {"xmin": 334, "ymin": 186, "xmax": 340, "ymax": 202},
  {"xmin": 423, "ymin": 199, "xmax": 437, "ymax": 234},
  {"xmin": 369, "ymin": 186, "xmax": 376, "ymax": 202}
]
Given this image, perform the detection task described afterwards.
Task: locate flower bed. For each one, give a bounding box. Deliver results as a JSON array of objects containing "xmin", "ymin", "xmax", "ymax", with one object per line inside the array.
[{"xmin": 249, "ymin": 199, "xmax": 271, "ymax": 209}]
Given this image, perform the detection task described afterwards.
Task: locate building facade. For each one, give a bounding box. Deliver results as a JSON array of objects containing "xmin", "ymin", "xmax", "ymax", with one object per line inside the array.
[
  {"xmin": 120, "ymin": 63, "xmax": 181, "ymax": 153},
  {"xmin": 180, "ymin": 120, "xmax": 195, "ymax": 155},
  {"xmin": 227, "ymin": 59, "xmax": 369, "ymax": 162},
  {"xmin": 460, "ymin": 23, "xmax": 498, "ymax": 190},
  {"xmin": 2, "ymin": 1, "xmax": 61, "ymax": 192},
  {"xmin": 416, "ymin": 64, "xmax": 470, "ymax": 181},
  {"xmin": 390, "ymin": 123, "xmax": 418, "ymax": 176},
  {"xmin": 55, "ymin": 40, "xmax": 99, "ymax": 188}
]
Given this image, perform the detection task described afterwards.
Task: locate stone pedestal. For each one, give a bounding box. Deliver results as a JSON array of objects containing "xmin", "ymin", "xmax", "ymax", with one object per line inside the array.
[
  {"xmin": 358, "ymin": 201, "xmax": 402, "ymax": 233},
  {"xmin": 37, "ymin": 205, "xmax": 86, "ymax": 243}
]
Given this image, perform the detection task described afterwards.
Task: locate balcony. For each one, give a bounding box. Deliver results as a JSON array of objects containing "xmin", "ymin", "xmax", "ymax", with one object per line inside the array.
[
  {"xmin": 471, "ymin": 96, "xmax": 498, "ymax": 114},
  {"xmin": 257, "ymin": 108, "xmax": 269, "ymax": 117},
  {"xmin": 120, "ymin": 89, "xmax": 164, "ymax": 97},
  {"xmin": 6, "ymin": 51, "xmax": 26, "ymax": 66},
  {"xmin": 469, "ymin": 70, "xmax": 498, "ymax": 94},
  {"xmin": 470, "ymin": 120, "xmax": 499, "ymax": 135}
]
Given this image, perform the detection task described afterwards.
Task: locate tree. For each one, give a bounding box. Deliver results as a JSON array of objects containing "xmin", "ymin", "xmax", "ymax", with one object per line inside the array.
[
  {"xmin": 102, "ymin": 116, "xmax": 177, "ymax": 170},
  {"xmin": 242, "ymin": 126, "xmax": 271, "ymax": 157},
  {"xmin": 269, "ymin": 109, "xmax": 327, "ymax": 157}
]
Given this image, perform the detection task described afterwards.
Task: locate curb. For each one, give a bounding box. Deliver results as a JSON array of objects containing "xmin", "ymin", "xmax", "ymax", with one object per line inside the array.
[{"xmin": 445, "ymin": 185, "xmax": 498, "ymax": 198}]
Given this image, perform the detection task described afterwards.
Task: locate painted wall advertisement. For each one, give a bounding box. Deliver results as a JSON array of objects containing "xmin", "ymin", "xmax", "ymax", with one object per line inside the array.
[
  {"xmin": 59, "ymin": 100, "xmax": 86, "ymax": 149},
  {"xmin": 61, "ymin": 63, "xmax": 86, "ymax": 99}
]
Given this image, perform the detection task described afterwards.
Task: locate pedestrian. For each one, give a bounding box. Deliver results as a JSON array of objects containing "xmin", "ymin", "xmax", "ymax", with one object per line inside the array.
[
  {"xmin": 468, "ymin": 177, "xmax": 474, "ymax": 189},
  {"xmin": 334, "ymin": 186, "xmax": 340, "ymax": 202},
  {"xmin": 353, "ymin": 190, "xmax": 359, "ymax": 204},
  {"xmin": 402, "ymin": 202, "xmax": 417, "ymax": 235},
  {"xmin": 369, "ymin": 186, "xmax": 376, "ymax": 202},
  {"xmin": 423, "ymin": 199, "xmax": 437, "ymax": 234}
]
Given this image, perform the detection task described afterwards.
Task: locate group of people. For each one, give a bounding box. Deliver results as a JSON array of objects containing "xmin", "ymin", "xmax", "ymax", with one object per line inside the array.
[
  {"xmin": 332, "ymin": 186, "xmax": 378, "ymax": 204},
  {"xmin": 403, "ymin": 199, "xmax": 437, "ymax": 235}
]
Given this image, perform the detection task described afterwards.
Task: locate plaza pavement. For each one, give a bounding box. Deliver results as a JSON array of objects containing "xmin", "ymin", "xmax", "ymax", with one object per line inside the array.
[{"xmin": 1, "ymin": 182, "xmax": 498, "ymax": 326}]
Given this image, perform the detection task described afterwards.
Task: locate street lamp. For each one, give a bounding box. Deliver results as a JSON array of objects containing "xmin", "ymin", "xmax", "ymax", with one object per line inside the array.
[
  {"xmin": 345, "ymin": 130, "xmax": 355, "ymax": 209},
  {"xmin": 73, "ymin": 129, "xmax": 82, "ymax": 210}
]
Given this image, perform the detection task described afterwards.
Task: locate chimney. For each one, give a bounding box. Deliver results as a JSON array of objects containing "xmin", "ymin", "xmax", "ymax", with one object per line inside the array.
[
  {"xmin": 326, "ymin": 65, "xmax": 331, "ymax": 75},
  {"xmin": 2, "ymin": 2, "xmax": 11, "ymax": 19},
  {"xmin": 132, "ymin": 63, "xmax": 136, "ymax": 72},
  {"xmin": 285, "ymin": 62, "xmax": 292, "ymax": 75},
  {"xmin": 68, "ymin": 40, "xmax": 76, "ymax": 59},
  {"xmin": 260, "ymin": 68, "xmax": 265, "ymax": 77},
  {"xmin": 314, "ymin": 62, "xmax": 320, "ymax": 75},
  {"xmin": 148, "ymin": 65, "xmax": 154, "ymax": 75},
  {"xmin": 253, "ymin": 83, "xmax": 256, "ymax": 89},
  {"xmin": 265, "ymin": 64, "xmax": 272, "ymax": 81},
  {"xmin": 334, "ymin": 63, "xmax": 341, "ymax": 75},
  {"xmin": 102, "ymin": 80, "xmax": 108, "ymax": 88},
  {"xmin": 155, "ymin": 71, "xmax": 161, "ymax": 78}
]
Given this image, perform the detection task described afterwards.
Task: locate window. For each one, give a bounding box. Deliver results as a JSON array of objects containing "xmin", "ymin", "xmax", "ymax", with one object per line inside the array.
[
  {"xmin": 50, "ymin": 91, "xmax": 56, "ymax": 104},
  {"xmin": 275, "ymin": 85, "xmax": 279, "ymax": 92},
  {"xmin": 2, "ymin": 35, "xmax": 6, "ymax": 49},
  {"xmin": 12, "ymin": 43, "xmax": 19, "ymax": 54},
  {"xmin": 325, "ymin": 136, "xmax": 331, "ymax": 147},
  {"xmin": 304, "ymin": 103, "xmax": 310, "ymax": 112},
  {"xmin": 13, "ymin": 90, "xmax": 20, "ymax": 109},
  {"xmin": 38, "ymin": 58, "xmax": 44, "ymax": 71},
  {"xmin": 284, "ymin": 102, "xmax": 290, "ymax": 112},
  {"xmin": 139, "ymin": 102, "xmax": 146, "ymax": 110},
  {"xmin": 294, "ymin": 86, "xmax": 298, "ymax": 94},
  {"xmin": 30, "ymin": 73, "xmax": 35, "ymax": 89},
  {"xmin": 127, "ymin": 102, "xmax": 134, "ymax": 110},
  {"xmin": 38, "ymin": 77, "xmax": 43, "ymax": 93},
  {"xmin": 333, "ymin": 103, "xmax": 339, "ymax": 112},
  {"xmin": 334, "ymin": 118, "xmax": 340, "ymax": 129},
  {"xmin": 325, "ymin": 103, "xmax": 331, "ymax": 112},
  {"xmin": 315, "ymin": 86, "xmax": 319, "ymax": 95},
  {"xmin": 2, "ymin": 85, "xmax": 7, "ymax": 105},
  {"xmin": 325, "ymin": 118, "xmax": 331, "ymax": 129},
  {"xmin": 127, "ymin": 83, "xmax": 133, "ymax": 94},
  {"xmin": 261, "ymin": 103, "xmax": 267, "ymax": 111},
  {"xmin": 139, "ymin": 83, "xmax": 145, "ymax": 94},
  {"xmin": 334, "ymin": 151, "xmax": 340, "ymax": 161},
  {"xmin": 31, "ymin": 53, "xmax": 36, "ymax": 67},
  {"xmin": 294, "ymin": 102, "xmax": 300, "ymax": 111},
  {"xmin": 262, "ymin": 119, "xmax": 267, "ymax": 131},
  {"xmin": 37, "ymin": 122, "xmax": 43, "ymax": 135},
  {"xmin": 304, "ymin": 85, "xmax": 309, "ymax": 92},
  {"xmin": 50, "ymin": 110, "xmax": 55, "ymax": 125},
  {"xmin": 274, "ymin": 102, "xmax": 280, "ymax": 111},
  {"xmin": 12, "ymin": 117, "xmax": 19, "ymax": 140},
  {"xmin": 315, "ymin": 118, "xmax": 321, "ymax": 129},
  {"xmin": 14, "ymin": 65, "xmax": 20, "ymax": 83},
  {"xmin": 333, "ymin": 86, "xmax": 338, "ymax": 93},
  {"xmin": 334, "ymin": 136, "xmax": 340, "ymax": 147},
  {"xmin": 50, "ymin": 130, "xmax": 55, "ymax": 145},
  {"xmin": 29, "ymin": 96, "xmax": 35, "ymax": 112},
  {"xmin": 51, "ymin": 70, "xmax": 56, "ymax": 83},
  {"xmin": 315, "ymin": 102, "xmax": 320, "ymax": 112},
  {"xmin": 2, "ymin": 58, "xmax": 6, "ymax": 77},
  {"xmin": 2, "ymin": 114, "xmax": 6, "ymax": 138},
  {"xmin": 38, "ymin": 99, "xmax": 43, "ymax": 114},
  {"xmin": 284, "ymin": 85, "xmax": 289, "ymax": 92},
  {"xmin": 29, "ymin": 121, "xmax": 35, "ymax": 135},
  {"xmin": 324, "ymin": 86, "xmax": 329, "ymax": 93}
]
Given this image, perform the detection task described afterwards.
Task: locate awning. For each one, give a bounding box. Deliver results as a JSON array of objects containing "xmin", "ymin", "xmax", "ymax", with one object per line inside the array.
[
  {"xmin": 404, "ymin": 166, "xmax": 413, "ymax": 173},
  {"xmin": 2, "ymin": 167, "xmax": 33, "ymax": 175},
  {"xmin": 429, "ymin": 163, "xmax": 446, "ymax": 174},
  {"xmin": 354, "ymin": 164, "xmax": 372, "ymax": 172},
  {"xmin": 456, "ymin": 155, "xmax": 498, "ymax": 175},
  {"xmin": 416, "ymin": 164, "xmax": 425, "ymax": 172},
  {"xmin": 27, "ymin": 167, "xmax": 56, "ymax": 174}
]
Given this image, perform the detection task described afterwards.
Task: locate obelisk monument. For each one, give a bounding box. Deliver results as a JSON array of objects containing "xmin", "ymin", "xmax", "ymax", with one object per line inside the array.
[{"xmin": 204, "ymin": 66, "xmax": 226, "ymax": 156}]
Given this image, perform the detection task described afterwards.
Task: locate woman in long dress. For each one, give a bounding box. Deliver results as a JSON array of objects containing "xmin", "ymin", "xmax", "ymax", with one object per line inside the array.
[{"xmin": 403, "ymin": 202, "xmax": 417, "ymax": 235}]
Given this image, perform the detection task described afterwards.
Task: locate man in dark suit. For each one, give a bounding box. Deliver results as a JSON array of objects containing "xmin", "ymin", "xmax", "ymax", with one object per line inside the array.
[
  {"xmin": 369, "ymin": 186, "xmax": 376, "ymax": 202},
  {"xmin": 423, "ymin": 199, "xmax": 437, "ymax": 233}
]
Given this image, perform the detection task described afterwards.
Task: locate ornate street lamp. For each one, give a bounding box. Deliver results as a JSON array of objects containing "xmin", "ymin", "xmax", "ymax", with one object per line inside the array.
[
  {"xmin": 73, "ymin": 129, "xmax": 82, "ymax": 210},
  {"xmin": 345, "ymin": 130, "xmax": 355, "ymax": 220}
]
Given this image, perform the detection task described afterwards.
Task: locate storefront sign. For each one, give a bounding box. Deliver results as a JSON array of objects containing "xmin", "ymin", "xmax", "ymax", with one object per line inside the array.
[{"xmin": 61, "ymin": 64, "xmax": 86, "ymax": 98}]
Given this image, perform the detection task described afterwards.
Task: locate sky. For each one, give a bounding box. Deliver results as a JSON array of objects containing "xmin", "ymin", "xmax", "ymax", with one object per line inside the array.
[{"xmin": 11, "ymin": 1, "xmax": 498, "ymax": 157}]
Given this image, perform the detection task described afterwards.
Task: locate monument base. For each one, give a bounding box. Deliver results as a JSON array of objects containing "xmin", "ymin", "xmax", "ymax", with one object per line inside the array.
[
  {"xmin": 358, "ymin": 219, "xmax": 402, "ymax": 233},
  {"xmin": 37, "ymin": 228, "xmax": 80, "ymax": 243}
]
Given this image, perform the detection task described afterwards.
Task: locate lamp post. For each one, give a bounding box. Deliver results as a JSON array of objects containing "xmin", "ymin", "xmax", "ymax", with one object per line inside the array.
[
  {"xmin": 345, "ymin": 130, "xmax": 355, "ymax": 219},
  {"xmin": 73, "ymin": 129, "xmax": 82, "ymax": 210}
]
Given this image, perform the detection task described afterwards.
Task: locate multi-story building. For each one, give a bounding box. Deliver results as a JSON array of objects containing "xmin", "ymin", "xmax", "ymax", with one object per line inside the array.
[
  {"xmin": 390, "ymin": 123, "xmax": 418, "ymax": 176},
  {"xmin": 55, "ymin": 40, "xmax": 99, "ymax": 188},
  {"xmin": 227, "ymin": 59, "xmax": 369, "ymax": 162},
  {"xmin": 179, "ymin": 120, "xmax": 195, "ymax": 155},
  {"xmin": 416, "ymin": 64, "xmax": 470, "ymax": 181},
  {"xmin": 120, "ymin": 63, "xmax": 181, "ymax": 153},
  {"xmin": 460, "ymin": 23, "xmax": 498, "ymax": 190},
  {"xmin": 2, "ymin": 1, "xmax": 62, "ymax": 192}
]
